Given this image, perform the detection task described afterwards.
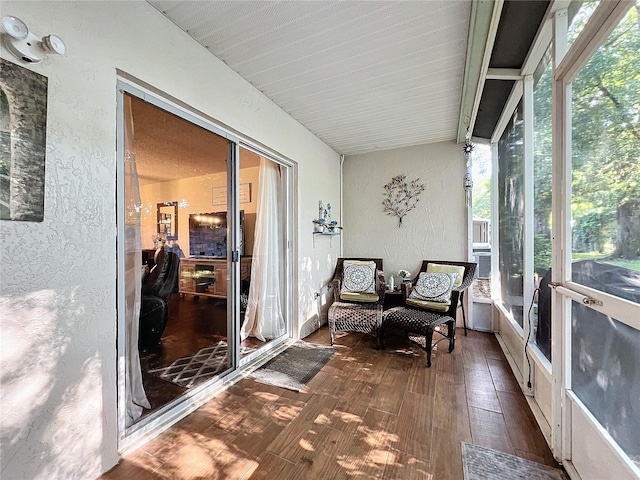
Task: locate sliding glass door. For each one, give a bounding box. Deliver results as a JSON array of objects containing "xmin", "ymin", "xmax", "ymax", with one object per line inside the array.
[
  {"xmin": 116, "ymin": 84, "xmax": 293, "ymax": 446},
  {"xmin": 238, "ymin": 147, "xmax": 290, "ymax": 358},
  {"xmin": 117, "ymin": 88, "xmax": 239, "ymax": 431}
]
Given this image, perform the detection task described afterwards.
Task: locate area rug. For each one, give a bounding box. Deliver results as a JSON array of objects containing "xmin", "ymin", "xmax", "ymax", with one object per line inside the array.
[
  {"xmin": 462, "ymin": 442, "xmax": 568, "ymax": 480},
  {"xmin": 249, "ymin": 341, "xmax": 336, "ymax": 391},
  {"xmin": 149, "ymin": 342, "xmax": 254, "ymax": 389}
]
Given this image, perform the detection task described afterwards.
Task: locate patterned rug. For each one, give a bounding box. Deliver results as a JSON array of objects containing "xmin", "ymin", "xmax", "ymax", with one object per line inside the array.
[
  {"xmin": 149, "ymin": 342, "xmax": 254, "ymax": 388},
  {"xmin": 249, "ymin": 341, "xmax": 336, "ymax": 391},
  {"xmin": 462, "ymin": 443, "xmax": 568, "ymax": 480}
]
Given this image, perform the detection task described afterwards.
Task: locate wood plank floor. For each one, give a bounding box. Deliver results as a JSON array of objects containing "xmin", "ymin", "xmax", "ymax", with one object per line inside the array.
[{"xmin": 103, "ymin": 327, "xmax": 561, "ymax": 479}]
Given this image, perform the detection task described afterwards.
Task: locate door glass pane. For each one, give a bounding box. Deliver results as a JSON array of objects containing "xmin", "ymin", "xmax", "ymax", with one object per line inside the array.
[
  {"xmin": 498, "ymin": 101, "xmax": 525, "ymax": 327},
  {"xmin": 127, "ymin": 96, "xmax": 233, "ymax": 422},
  {"xmin": 570, "ymin": 6, "xmax": 640, "ymax": 304},
  {"xmin": 239, "ymin": 149, "xmax": 287, "ymax": 351},
  {"xmin": 472, "ymin": 144, "xmax": 492, "ymax": 300},
  {"xmin": 533, "ymin": 46, "xmax": 553, "ymax": 360},
  {"xmin": 571, "ymin": 301, "xmax": 640, "ymax": 467}
]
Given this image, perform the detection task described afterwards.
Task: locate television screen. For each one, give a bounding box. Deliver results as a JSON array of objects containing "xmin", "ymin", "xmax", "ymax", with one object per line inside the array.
[{"xmin": 188, "ymin": 211, "xmax": 244, "ymax": 258}]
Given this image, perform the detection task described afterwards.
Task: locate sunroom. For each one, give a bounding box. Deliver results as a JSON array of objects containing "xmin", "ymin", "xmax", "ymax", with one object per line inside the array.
[{"xmin": 0, "ymin": 1, "xmax": 638, "ymax": 479}]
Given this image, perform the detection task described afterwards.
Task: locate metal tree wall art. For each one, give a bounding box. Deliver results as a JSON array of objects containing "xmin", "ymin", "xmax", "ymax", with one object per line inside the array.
[{"xmin": 382, "ymin": 174, "xmax": 426, "ymax": 227}]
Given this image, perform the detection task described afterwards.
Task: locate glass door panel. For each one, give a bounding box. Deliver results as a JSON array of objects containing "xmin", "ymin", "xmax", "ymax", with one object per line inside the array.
[
  {"xmin": 238, "ymin": 147, "xmax": 288, "ymax": 356},
  {"xmin": 498, "ymin": 101, "xmax": 525, "ymax": 327},
  {"xmin": 569, "ymin": 6, "xmax": 640, "ymax": 303},
  {"xmin": 533, "ymin": 46, "xmax": 553, "ymax": 360},
  {"xmin": 561, "ymin": 5, "xmax": 640, "ymax": 475},
  {"xmin": 124, "ymin": 94, "xmax": 234, "ymax": 424},
  {"xmin": 570, "ymin": 301, "xmax": 640, "ymax": 467}
]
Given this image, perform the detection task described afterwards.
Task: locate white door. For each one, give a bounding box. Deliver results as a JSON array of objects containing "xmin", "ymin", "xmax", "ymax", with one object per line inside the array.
[{"xmin": 552, "ymin": 3, "xmax": 640, "ymax": 478}]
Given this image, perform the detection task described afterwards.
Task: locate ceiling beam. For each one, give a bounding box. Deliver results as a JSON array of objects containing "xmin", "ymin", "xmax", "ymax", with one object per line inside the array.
[
  {"xmin": 486, "ymin": 68, "xmax": 522, "ymax": 80},
  {"xmin": 521, "ymin": 1, "xmax": 573, "ymax": 76},
  {"xmin": 490, "ymin": 80, "xmax": 524, "ymax": 144},
  {"xmin": 457, "ymin": 0, "xmax": 504, "ymax": 144}
]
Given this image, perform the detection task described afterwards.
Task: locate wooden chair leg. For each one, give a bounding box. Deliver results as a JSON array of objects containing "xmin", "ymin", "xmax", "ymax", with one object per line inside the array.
[
  {"xmin": 425, "ymin": 329, "xmax": 435, "ymax": 368},
  {"xmin": 460, "ymin": 291, "xmax": 468, "ymax": 336},
  {"xmin": 447, "ymin": 320, "xmax": 456, "ymax": 352}
]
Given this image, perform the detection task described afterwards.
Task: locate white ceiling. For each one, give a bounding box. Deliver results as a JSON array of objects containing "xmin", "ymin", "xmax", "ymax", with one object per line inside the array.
[
  {"xmin": 131, "ymin": 96, "xmax": 260, "ymax": 186},
  {"xmin": 148, "ymin": 1, "xmax": 471, "ymax": 156}
]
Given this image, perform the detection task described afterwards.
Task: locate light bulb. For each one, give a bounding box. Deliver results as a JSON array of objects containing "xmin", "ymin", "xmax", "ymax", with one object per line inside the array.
[
  {"xmin": 1, "ymin": 16, "xmax": 28, "ymax": 40},
  {"xmin": 42, "ymin": 34, "xmax": 65, "ymax": 55}
]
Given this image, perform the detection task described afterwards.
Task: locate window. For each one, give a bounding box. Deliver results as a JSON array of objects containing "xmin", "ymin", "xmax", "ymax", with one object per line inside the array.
[
  {"xmin": 532, "ymin": 47, "xmax": 553, "ymax": 360},
  {"xmin": 568, "ymin": 1, "xmax": 600, "ymax": 48},
  {"xmin": 570, "ymin": 6, "xmax": 640, "ymax": 299},
  {"xmin": 472, "ymin": 144, "xmax": 492, "ymax": 300},
  {"xmin": 498, "ymin": 101, "xmax": 525, "ymax": 327}
]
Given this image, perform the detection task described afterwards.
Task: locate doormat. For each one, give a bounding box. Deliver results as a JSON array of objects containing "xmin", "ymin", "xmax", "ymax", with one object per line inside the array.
[
  {"xmin": 149, "ymin": 342, "xmax": 254, "ymax": 389},
  {"xmin": 249, "ymin": 341, "xmax": 336, "ymax": 391},
  {"xmin": 462, "ymin": 442, "xmax": 568, "ymax": 480}
]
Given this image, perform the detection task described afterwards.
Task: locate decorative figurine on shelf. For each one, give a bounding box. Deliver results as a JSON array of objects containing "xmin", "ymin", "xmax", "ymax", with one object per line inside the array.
[
  {"xmin": 313, "ymin": 217, "xmax": 326, "ymax": 233},
  {"xmin": 319, "ymin": 200, "xmax": 325, "ymax": 221},
  {"xmin": 326, "ymin": 203, "xmax": 332, "ymax": 222},
  {"xmin": 326, "ymin": 220, "xmax": 343, "ymax": 233},
  {"xmin": 398, "ymin": 269, "xmax": 411, "ymax": 282}
]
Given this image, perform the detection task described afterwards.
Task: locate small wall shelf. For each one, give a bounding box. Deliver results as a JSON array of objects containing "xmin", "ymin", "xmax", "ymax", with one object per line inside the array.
[{"xmin": 312, "ymin": 231, "xmax": 341, "ymax": 247}]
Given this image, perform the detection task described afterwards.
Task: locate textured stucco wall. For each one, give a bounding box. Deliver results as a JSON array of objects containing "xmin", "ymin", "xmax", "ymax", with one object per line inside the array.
[
  {"xmin": 343, "ymin": 141, "xmax": 467, "ymax": 280},
  {"xmin": 0, "ymin": 1, "xmax": 339, "ymax": 479}
]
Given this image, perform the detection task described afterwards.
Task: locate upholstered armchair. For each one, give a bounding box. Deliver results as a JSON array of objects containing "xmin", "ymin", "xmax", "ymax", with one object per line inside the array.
[
  {"xmin": 401, "ymin": 260, "xmax": 477, "ymax": 335},
  {"xmin": 328, "ymin": 258, "xmax": 386, "ymax": 346},
  {"xmin": 382, "ymin": 259, "xmax": 476, "ymax": 366},
  {"xmin": 331, "ymin": 258, "xmax": 386, "ymax": 306}
]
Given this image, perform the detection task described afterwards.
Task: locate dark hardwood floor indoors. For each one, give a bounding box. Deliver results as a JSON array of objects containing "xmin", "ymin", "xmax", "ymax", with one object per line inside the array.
[
  {"xmin": 107, "ymin": 325, "xmax": 561, "ymax": 479},
  {"xmin": 139, "ymin": 294, "xmax": 266, "ymax": 419}
]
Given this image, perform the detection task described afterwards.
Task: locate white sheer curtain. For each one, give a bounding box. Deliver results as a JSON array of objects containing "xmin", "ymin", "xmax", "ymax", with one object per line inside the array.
[
  {"xmin": 124, "ymin": 95, "xmax": 150, "ymax": 426},
  {"xmin": 241, "ymin": 157, "xmax": 286, "ymax": 341}
]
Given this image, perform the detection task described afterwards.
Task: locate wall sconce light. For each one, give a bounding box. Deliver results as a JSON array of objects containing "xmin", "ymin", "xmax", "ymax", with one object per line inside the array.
[{"xmin": 1, "ymin": 15, "xmax": 65, "ymax": 64}]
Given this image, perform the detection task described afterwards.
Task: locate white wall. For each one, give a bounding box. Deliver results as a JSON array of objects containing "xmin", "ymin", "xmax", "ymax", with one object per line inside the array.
[
  {"xmin": 0, "ymin": 2, "xmax": 339, "ymax": 479},
  {"xmin": 343, "ymin": 141, "xmax": 467, "ymax": 278}
]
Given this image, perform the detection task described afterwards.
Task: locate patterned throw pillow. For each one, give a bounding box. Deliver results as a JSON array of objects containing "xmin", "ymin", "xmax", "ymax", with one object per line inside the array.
[
  {"xmin": 426, "ymin": 263, "xmax": 465, "ymax": 288},
  {"xmin": 341, "ymin": 260, "xmax": 377, "ymax": 294},
  {"xmin": 409, "ymin": 272, "xmax": 458, "ymax": 303}
]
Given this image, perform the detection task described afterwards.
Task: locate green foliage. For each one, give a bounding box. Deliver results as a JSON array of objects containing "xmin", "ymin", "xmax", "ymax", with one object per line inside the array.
[
  {"xmin": 571, "ymin": 6, "xmax": 640, "ymax": 257},
  {"xmin": 572, "ymin": 210, "xmax": 616, "ymax": 253},
  {"xmin": 534, "ymin": 234, "xmax": 552, "ymax": 275},
  {"xmin": 473, "ymin": 178, "xmax": 491, "ymax": 220},
  {"xmin": 534, "ymin": 52, "xmax": 553, "ymax": 239},
  {"xmin": 533, "ymin": 5, "xmax": 640, "ymax": 259},
  {"xmin": 603, "ymin": 258, "xmax": 640, "ymax": 272}
]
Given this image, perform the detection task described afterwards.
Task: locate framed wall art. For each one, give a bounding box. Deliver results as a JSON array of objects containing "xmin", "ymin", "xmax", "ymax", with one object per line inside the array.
[{"xmin": 0, "ymin": 58, "xmax": 48, "ymax": 222}]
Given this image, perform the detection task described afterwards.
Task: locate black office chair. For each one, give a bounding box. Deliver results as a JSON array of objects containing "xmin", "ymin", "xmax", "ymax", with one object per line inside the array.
[{"xmin": 139, "ymin": 248, "xmax": 179, "ymax": 349}]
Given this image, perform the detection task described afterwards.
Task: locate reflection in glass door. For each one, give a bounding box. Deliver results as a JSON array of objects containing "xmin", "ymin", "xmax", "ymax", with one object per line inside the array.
[{"xmin": 120, "ymin": 91, "xmax": 237, "ymax": 428}]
